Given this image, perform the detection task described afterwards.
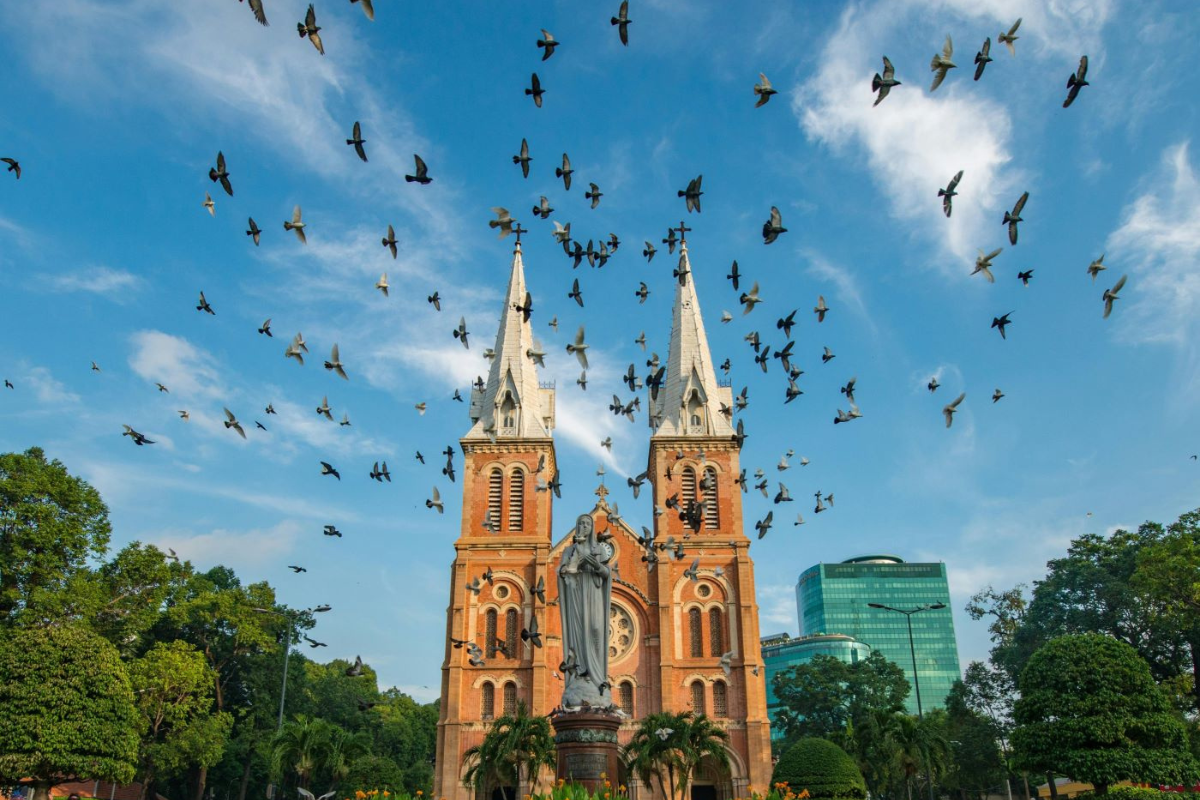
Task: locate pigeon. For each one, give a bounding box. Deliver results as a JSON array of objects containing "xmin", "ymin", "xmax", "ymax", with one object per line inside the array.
[
  {"xmin": 316, "ymin": 396, "xmax": 333, "ymax": 421},
  {"xmin": 288, "ymin": 565, "xmax": 307, "ymax": 573},
  {"xmin": 1102, "ymin": 275, "xmax": 1127, "ymax": 319},
  {"xmin": 526, "ymin": 344, "xmax": 547, "ymax": 367},
  {"xmin": 928, "ymin": 377, "xmax": 940, "ymax": 392},
  {"xmin": 376, "ymin": 273, "xmax": 389, "ymax": 297},
  {"xmin": 678, "ymin": 175, "xmax": 703, "ymax": 213},
  {"xmin": 939, "ymin": 171, "xmax": 963, "ymax": 218},
  {"xmin": 521, "ymin": 615, "xmax": 543, "ymax": 648},
  {"xmin": 814, "ymin": 493, "xmax": 827, "ymax": 514},
  {"xmin": 222, "ymin": 407, "xmax": 246, "ymax": 439},
  {"xmin": 202, "ymin": 192, "xmax": 215, "ymax": 217},
  {"xmin": 339, "ymin": 413, "xmax": 351, "ymax": 427},
  {"xmin": 1087, "ymin": 254, "xmax": 1106, "ymax": 281},
  {"xmin": 346, "ymin": 121, "xmax": 367, "ymax": 162},
  {"xmin": 973, "ymin": 248, "xmax": 1002, "ymax": 282},
  {"xmin": 556, "ymin": 154, "xmax": 573, "ymax": 191},
  {"xmin": 536, "ymin": 29, "xmax": 559, "ymax": 60},
  {"xmin": 718, "ymin": 651, "xmax": 734, "ymax": 677},
  {"xmin": 777, "ymin": 309, "xmax": 798, "ymax": 339},
  {"xmin": 0, "ymin": 157, "xmax": 21, "ymax": 181},
  {"xmin": 774, "ymin": 483, "xmax": 793, "ymax": 504},
  {"xmin": 526, "ymin": 73, "xmax": 545, "ymax": 108},
  {"xmin": 1064, "ymin": 56, "xmax": 1089, "ymax": 108},
  {"xmin": 533, "ymin": 195, "xmax": 553, "ymax": 219},
  {"xmin": 297, "ymin": 5, "xmax": 324, "ymax": 54},
  {"xmin": 841, "ymin": 376, "xmax": 857, "ymax": 403},
  {"xmin": 245, "ymin": 0, "xmax": 268, "ymax": 25},
  {"xmin": 196, "ymin": 291, "xmax": 215, "ymax": 315},
  {"xmin": 286, "ymin": 333, "xmax": 307, "ymax": 365},
  {"xmin": 1004, "ymin": 192, "xmax": 1029, "ymax": 245},
  {"xmin": 489, "ymin": 207, "xmax": 517, "ymax": 238},
  {"xmin": 930, "ymin": 35, "xmax": 957, "ymax": 91},
  {"xmin": 320, "ymin": 461, "xmax": 341, "ymax": 480},
  {"xmin": 762, "ymin": 206, "xmax": 787, "ymax": 244},
  {"xmin": 814, "ymin": 296, "xmax": 829, "ymax": 323},
  {"xmin": 515, "ymin": 291, "xmax": 534, "ymax": 322},
  {"xmin": 992, "ymin": 389, "xmax": 1005, "ymax": 403},
  {"xmin": 255, "ymin": 421, "xmax": 268, "ymax": 431},
  {"xmin": 999, "ymin": 18, "xmax": 1022, "ymax": 56},
  {"xmin": 324, "ymin": 344, "xmax": 348, "ymax": 380},
  {"xmin": 428, "ymin": 291, "xmax": 442, "ymax": 311},
  {"xmin": 601, "ymin": 436, "xmax": 613, "ymax": 452},
  {"xmin": 405, "ymin": 154, "xmax": 432, "ymax": 184},
  {"xmin": 1018, "ymin": 270, "xmax": 1034, "ymax": 286},
  {"xmin": 793, "ymin": 513, "xmax": 805, "ymax": 527},
  {"xmin": 322, "ymin": 525, "xmax": 342, "ymax": 538},
  {"xmin": 754, "ymin": 511, "xmax": 773, "ymax": 540},
  {"xmin": 739, "ymin": 282, "xmax": 762, "ymax": 315},
  {"xmin": 991, "ymin": 312, "xmax": 1013, "ymax": 339},
  {"xmin": 872, "ymin": 55, "xmax": 900, "ymax": 105},
  {"xmin": 643, "ymin": 241, "xmax": 657, "ymax": 261},
  {"xmin": 683, "ymin": 558, "xmax": 701, "ymax": 582},
  {"xmin": 585, "ymin": 183, "xmax": 603, "ymax": 209},
  {"xmin": 90, "ymin": 361, "xmax": 101, "ymax": 373},
  {"xmin": 283, "ymin": 205, "xmax": 307, "ymax": 244},
  {"xmin": 155, "ymin": 382, "xmax": 169, "ymax": 393},
  {"xmin": 822, "ymin": 346, "xmax": 836, "ymax": 363},
  {"xmin": 381, "ymin": 224, "xmax": 398, "ymax": 259},
  {"xmin": 754, "ymin": 73, "xmax": 778, "ymax": 107},
  {"xmin": 258, "ymin": 318, "xmax": 272, "ymax": 337},
  {"xmin": 345, "ymin": 656, "xmax": 363, "ymax": 677},
  {"xmin": 454, "ymin": 317, "xmax": 470, "ymax": 349},
  {"xmin": 350, "ymin": 0, "xmax": 374, "ymax": 21},
  {"xmin": 415, "ymin": 402, "xmax": 427, "ymax": 416},
  {"xmin": 727, "ymin": 260, "xmax": 741, "ymax": 290},
  {"xmin": 567, "ymin": 326, "xmax": 589, "ymax": 368},
  {"xmin": 513, "ymin": 138, "xmax": 532, "ymax": 178},
  {"xmin": 611, "ymin": 0, "xmax": 631, "ymax": 45},
  {"xmin": 974, "ymin": 37, "xmax": 992, "ymax": 81},
  {"xmin": 577, "ymin": 371, "xmax": 588, "ymax": 391},
  {"xmin": 121, "ymin": 425, "xmax": 155, "ymax": 446},
  {"xmin": 785, "ymin": 380, "xmax": 803, "ymax": 403},
  {"xmin": 943, "ymin": 392, "xmax": 966, "ymax": 428},
  {"xmin": 655, "ymin": 727, "xmax": 674, "ymax": 742},
  {"xmin": 721, "ymin": 311, "xmax": 733, "ymax": 323},
  {"xmin": 209, "ymin": 151, "xmax": 233, "ymax": 196}
]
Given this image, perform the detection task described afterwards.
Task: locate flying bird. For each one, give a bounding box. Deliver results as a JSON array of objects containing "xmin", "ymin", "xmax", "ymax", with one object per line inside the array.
[
  {"xmin": 643, "ymin": 241, "xmax": 657, "ymax": 262},
  {"xmin": 512, "ymin": 138, "xmax": 532, "ymax": 178},
  {"xmin": 536, "ymin": 29, "xmax": 559, "ymax": 60},
  {"xmin": 382, "ymin": 224, "xmax": 397, "ymax": 258},
  {"xmin": 992, "ymin": 388, "xmax": 1005, "ymax": 403},
  {"xmin": 611, "ymin": 1, "xmax": 631, "ymax": 45},
  {"xmin": 244, "ymin": 0, "xmax": 268, "ymax": 26},
  {"xmin": 1018, "ymin": 270, "xmax": 1034, "ymax": 286},
  {"xmin": 316, "ymin": 395, "xmax": 333, "ymax": 421},
  {"xmin": 297, "ymin": 4, "xmax": 324, "ymax": 54},
  {"xmin": 405, "ymin": 154, "xmax": 432, "ymax": 184},
  {"xmin": 942, "ymin": 393, "xmax": 966, "ymax": 428},
  {"xmin": 1063, "ymin": 55, "xmax": 1089, "ymax": 108},
  {"xmin": 973, "ymin": 248, "xmax": 1003, "ymax": 282},
  {"xmin": 533, "ymin": 195, "xmax": 553, "ymax": 219},
  {"xmin": 739, "ymin": 282, "xmax": 762, "ymax": 315},
  {"xmin": 426, "ymin": 486, "xmax": 443, "ymax": 513},
  {"xmin": 556, "ymin": 154, "xmax": 573, "ymax": 190},
  {"xmin": 0, "ymin": 157, "xmax": 19, "ymax": 180},
  {"xmin": 991, "ymin": 312, "xmax": 1013, "ymax": 339},
  {"xmin": 814, "ymin": 295, "xmax": 829, "ymax": 323},
  {"xmin": 246, "ymin": 217, "xmax": 261, "ymax": 245},
  {"xmin": 678, "ymin": 175, "xmax": 703, "ymax": 213},
  {"xmin": 345, "ymin": 656, "xmax": 363, "ymax": 677},
  {"xmin": 350, "ymin": 0, "xmax": 374, "ymax": 20},
  {"xmin": 320, "ymin": 461, "xmax": 341, "ymax": 480},
  {"xmin": 222, "ymin": 407, "xmax": 246, "ymax": 439},
  {"xmin": 121, "ymin": 425, "xmax": 155, "ymax": 446},
  {"xmin": 872, "ymin": 55, "xmax": 900, "ymax": 105},
  {"xmin": 454, "ymin": 317, "xmax": 470, "ymax": 349},
  {"xmin": 324, "ymin": 344, "xmax": 348, "ymax": 380},
  {"xmin": 999, "ymin": 18, "xmax": 1022, "ymax": 56},
  {"xmin": 754, "ymin": 511, "xmax": 773, "ymax": 540},
  {"xmin": 283, "ymin": 205, "xmax": 307, "ymax": 244},
  {"xmin": 1087, "ymin": 254, "xmax": 1106, "ymax": 281},
  {"xmin": 489, "ymin": 207, "xmax": 516, "ymax": 238},
  {"xmin": 928, "ymin": 377, "xmax": 940, "ymax": 392},
  {"xmin": 203, "ymin": 192, "xmax": 214, "ymax": 216},
  {"xmin": 521, "ymin": 615, "xmax": 543, "ymax": 647},
  {"xmin": 939, "ymin": 170, "xmax": 963, "ymax": 218},
  {"xmin": 526, "ymin": 73, "xmax": 545, "ymax": 107},
  {"xmin": 346, "ymin": 121, "xmax": 367, "ymax": 162},
  {"xmin": 197, "ymin": 291, "xmax": 215, "ymax": 315},
  {"xmin": 322, "ymin": 525, "xmax": 342, "ymax": 538},
  {"xmin": 288, "ymin": 565, "xmax": 307, "ymax": 573},
  {"xmin": 585, "ymin": 183, "xmax": 603, "ymax": 209},
  {"xmin": 777, "ymin": 309, "xmax": 798, "ymax": 339},
  {"xmin": 762, "ymin": 206, "xmax": 787, "ymax": 244},
  {"xmin": 930, "ymin": 35, "xmax": 957, "ymax": 91},
  {"xmin": 822, "ymin": 346, "xmax": 836, "ymax": 363},
  {"xmin": 974, "ymin": 37, "xmax": 992, "ymax": 80},
  {"xmin": 754, "ymin": 74, "xmax": 777, "ymax": 107},
  {"xmin": 376, "ymin": 273, "xmax": 389, "ymax": 297},
  {"xmin": 209, "ymin": 151, "xmax": 233, "ymax": 196},
  {"xmin": 1004, "ymin": 192, "xmax": 1029, "ymax": 245},
  {"xmin": 1102, "ymin": 275, "xmax": 1127, "ymax": 319},
  {"xmin": 567, "ymin": 326, "xmax": 589, "ymax": 368}
]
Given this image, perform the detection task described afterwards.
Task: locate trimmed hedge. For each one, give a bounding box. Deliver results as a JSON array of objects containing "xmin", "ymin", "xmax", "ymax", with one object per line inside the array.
[
  {"xmin": 1075, "ymin": 790, "xmax": 1177, "ymax": 800},
  {"xmin": 771, "ymin": 738, "xmax": 867, "ymax": 800}
]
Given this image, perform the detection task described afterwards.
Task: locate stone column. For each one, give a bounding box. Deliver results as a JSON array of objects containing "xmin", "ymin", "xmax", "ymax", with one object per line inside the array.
[{"xmin": 552, "ymin": 711, "xmax": 624, "ymax": 793}]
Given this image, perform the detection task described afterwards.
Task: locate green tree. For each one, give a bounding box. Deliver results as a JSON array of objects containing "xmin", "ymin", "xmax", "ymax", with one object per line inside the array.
[
  {"xmin": 129, "ymin": 640, "xmax": 232, "ymax": 800},
  {"xmin": 0, "ymin": 623, "xmax": 141, "ymax": 800},
  {"xmin": 773, "ymin": 651, "xmax": 909, "ymax": 742},
  {"xmin": 0, "ymin": 448, "xmax": 111, "ymax": 625},
  {"xmin": 886, "ymin": 712, "xmax": 949, "ymax": 800},
  {"xmin": 461, "ymin": 703, "xmax": 554, "ymax": 800},
  {"xmin": 271, "ymin": 715, "xmax": 337, "ymax": 790},
  {"xmin": 1013, "ymin": 634, "xmax": 1198, "ymax": 794},
  {"xmin": 622, "ymin": 712, "xmax": 728, "ymax": 800},
  {"xmin": 771, "ymin": 737, "xmax": 867, "ymax": 798},
  {"xmin": 340, "ymin": 754, "xmax": 406, "ymax": 793}
]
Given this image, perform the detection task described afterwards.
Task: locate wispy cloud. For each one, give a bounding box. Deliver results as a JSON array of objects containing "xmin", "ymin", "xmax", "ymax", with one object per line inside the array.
[
  {"xmin": 22, "ymin": 365, "xmax": 81, "ymax": 405},
  {"xmin": 49, "ymin": 266, "xmax": 142, "ymax": 297},
  {"xmin": 128, "ymin": 330, "xmax": 227, "ymax": 400},
  {"xmin": 153, "ymin": 519, "xmax": 303, "ymax": 571}
]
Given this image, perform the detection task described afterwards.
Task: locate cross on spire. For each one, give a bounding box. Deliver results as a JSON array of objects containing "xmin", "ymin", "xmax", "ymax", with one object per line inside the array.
[
  {"xmin": 595, "ymin": 482, "xmax": 609, "ymax": 500},
  {"xmin": 673, "ymin": 220, "xmax": 692, "ymax": 243},
  {"xmin": 513, "ymin": 222, "xmax": 529, "ymax": 243}
]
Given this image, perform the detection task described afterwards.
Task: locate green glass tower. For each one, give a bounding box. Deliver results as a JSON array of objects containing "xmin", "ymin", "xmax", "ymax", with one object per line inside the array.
[
  {"xmin": 762, "ymin": 632, "xmax": 872, "ymax": 744},
  {"xmin": 795, "ymin": 555, "xmax": 961, "ymax": 716}
]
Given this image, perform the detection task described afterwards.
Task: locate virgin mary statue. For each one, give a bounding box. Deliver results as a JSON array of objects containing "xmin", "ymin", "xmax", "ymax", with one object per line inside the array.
[{"xmin": 557, "ymin": 513, "xmax": 614, "ymax": 710}]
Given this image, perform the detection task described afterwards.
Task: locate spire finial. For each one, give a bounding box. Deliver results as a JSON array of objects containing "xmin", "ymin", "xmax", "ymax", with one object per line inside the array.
[
  {"xmin": 673, "ymin": 220, "xmax": 692, "ymax": 244},
  {"xmin": 513, "ymin": 222, "xmax": 528, "ymax": 244}
]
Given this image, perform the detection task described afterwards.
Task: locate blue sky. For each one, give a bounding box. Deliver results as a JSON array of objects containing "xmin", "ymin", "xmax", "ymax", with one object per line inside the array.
[{"xmin": 2, "ymin": 0, "xmax": 1199, "ymax": 702}]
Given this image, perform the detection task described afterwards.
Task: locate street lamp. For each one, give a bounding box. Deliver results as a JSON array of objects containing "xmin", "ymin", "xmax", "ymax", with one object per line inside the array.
[
  {"xmin": 867, "ymin": 602, "xmax": 947, "ymax": 800},
  {"xmin": 254, "ymin": 607, "xmax": 302, "ymax": 800}
]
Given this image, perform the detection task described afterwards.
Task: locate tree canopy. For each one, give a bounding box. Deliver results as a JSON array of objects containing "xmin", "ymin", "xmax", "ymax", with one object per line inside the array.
[
  {"xmin": 772, "ymin": 737, "xmax": 866, "ymax": 799},
  {"xmin": 772, "ymin": 651, "xmax": 910, "ymax": 743}
]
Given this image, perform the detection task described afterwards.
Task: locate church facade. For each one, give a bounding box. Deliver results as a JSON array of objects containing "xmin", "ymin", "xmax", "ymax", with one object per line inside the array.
[{"xmin": 433, "ymin": 241, "xmax": 773, "ymax": 800}]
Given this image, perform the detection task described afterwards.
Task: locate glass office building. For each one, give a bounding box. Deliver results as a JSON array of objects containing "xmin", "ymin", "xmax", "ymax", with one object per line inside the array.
[
  {"xmin": 796, "ymin": 555, "xmax": 961, "ymax": 716},
  {"xmin": 761, "ymin": 632, "xmax": 872, "ymax": 744}
]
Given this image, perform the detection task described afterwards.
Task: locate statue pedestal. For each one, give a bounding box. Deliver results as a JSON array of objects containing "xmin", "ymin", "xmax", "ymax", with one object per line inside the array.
[{"xmin": 552, "ymin": 710, "xmax": 624, "ymax": 792}]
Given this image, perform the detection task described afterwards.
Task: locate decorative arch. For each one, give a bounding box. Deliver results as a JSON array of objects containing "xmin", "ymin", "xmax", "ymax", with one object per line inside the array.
[
  {"xmin": 709, "ymin": 606, "xmax": 725, "ymax": 657},
  {"xmin": 688, "ymin": 606, "xmax": 703, "ymax": 657},
  {"xmin": 712, "ymin": 679, "xmax": 728, "ymax": 717},
  {"xmin": 481, "ymin": 682, "xmax": 495, "ymax": 721},
  {"xmin": 502, "ymin": 680, "xmax": 518, "ymax": 715},
  {"xmin": 689, "ymin": 679, "xmax": 706, "ymax": 714}
]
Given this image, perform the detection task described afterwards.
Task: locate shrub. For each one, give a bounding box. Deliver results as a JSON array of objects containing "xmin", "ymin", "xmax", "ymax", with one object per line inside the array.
[
  {"xmin": 1075, "ymin": 789, "xmax": 1176, "ymax": 800},
  {"xmin": 771, "ymin": 738, "xmax": 866, "ymax": 800}
]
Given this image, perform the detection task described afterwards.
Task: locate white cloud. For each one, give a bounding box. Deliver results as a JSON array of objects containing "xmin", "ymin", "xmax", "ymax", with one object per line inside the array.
[
  {"xmin": 803, "ymin": 249, "xmax": 874, "ymax": 334},
  {"xmin": 757, "ymin": 583, "xmax": 800, "ymax": 632},
  {"xmin": 153, "ymin": 519, "xmax": 303, "ymax": 571},
  {"xmin": 50, "ymin": 266, "xmax": 141, "ymax": 297},
  {"xmin": 23, "ymin": 366, "xmax": 80, "ymax": 405},
  {"xmin": 128, "ymin": 330, "xmax": 226, "ymax": 400}
]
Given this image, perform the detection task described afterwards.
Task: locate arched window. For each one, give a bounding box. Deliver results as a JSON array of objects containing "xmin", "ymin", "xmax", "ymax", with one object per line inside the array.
[
  {"xmin": 691, "ymin": 414, "xmax": 701, "ymax": 426},
  {"xmin": 500, "ymin": 391, "xmax": 517, "ymax": 430},
  {"xmin": 681, "ymin": 467, "xmax": 697, "ymax": 510},
  {"xmin": 481, "ymin": 683, "xmax": 495, "ymax": 721},
  {"xmin": 709, "ymin": 608, "xmax": 724, "ymax": 657},
  {"xmin": 485, "ymin": 609, "xmax": 498, "ymax": 658},
  {"xmin": 690, "ymin": 681, "xmax": 705, "ymax": 715},
  {"xmin": 688, "ymin": 607, "xmax": 703, "ymax": 658},
  {"xmin": 505, "ymin": 609, "xmax": 518, "ymax": 657},
  {"xmin": 508, "ymin": 469, "xmax": 524, "ymax": 531},
  {"xmin": 703, "ymin": 467, "xmax": 719, "ymax": 529},
  {"xmin": 619, "ymin": 681, "xmax": 634, "ymax": 716},
  {"xmin": 487, "ymin": 468, "xmax": 503, "ymax": 531},
  {"xmin": 713, "ymin": 681, "xmax": 728, "ymax": 717},
  {"xmin": 503, "ymin": 681, "xmax": 517, "ymax": 716},
  {"xmin": 686, "ymin": 389, "xmax": 704, "ymax": 433}
]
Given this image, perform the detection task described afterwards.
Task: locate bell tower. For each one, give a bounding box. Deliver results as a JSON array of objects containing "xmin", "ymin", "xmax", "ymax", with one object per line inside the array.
[
  {"xmin": 435, "ymin": 242, "xmax": 558, "ymax": 800},
  {"xmin": 645, "ymin": 234, "xmax": 774, "ymax": 796}
]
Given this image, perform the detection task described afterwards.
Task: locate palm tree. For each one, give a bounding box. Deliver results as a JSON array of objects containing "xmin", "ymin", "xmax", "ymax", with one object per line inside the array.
[
  {"xmin": 462, "ymin": 703, "xmax": 555, "ymax": 800},
  {"xmin": 887, "ymin": 713, "xmax": 950, "ymax": 800},
  {"xmin": 674, "ymin": 713, "xmax": 730, "ymax": 800},
  {"xmin": 321, "ymin": 726, "xmax": 373, "ymax": 788},
  {"xmin": 271, "ymin": 715, "xmax": 334, "ymax": 790},
  {"xmin": 623, "ymin": 712, "xmax": 730, "ymax": 800}
]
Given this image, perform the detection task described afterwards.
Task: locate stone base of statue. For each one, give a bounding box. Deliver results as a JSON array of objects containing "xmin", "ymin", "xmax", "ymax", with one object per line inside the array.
[{"xmin": 551, "ymin": 709, "xmax": 624, "ymax": 792}]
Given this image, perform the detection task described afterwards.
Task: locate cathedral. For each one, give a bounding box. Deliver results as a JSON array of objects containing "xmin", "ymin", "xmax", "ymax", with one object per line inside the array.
[{"xmin": 433, "ymin": 239, "xmax": 773, "ymax": 800}]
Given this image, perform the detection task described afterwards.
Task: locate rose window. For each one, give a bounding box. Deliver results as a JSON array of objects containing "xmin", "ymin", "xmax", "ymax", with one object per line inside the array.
[{"xmin": 609, "ymin": 603, "xmax": 636, "ymax": 663}]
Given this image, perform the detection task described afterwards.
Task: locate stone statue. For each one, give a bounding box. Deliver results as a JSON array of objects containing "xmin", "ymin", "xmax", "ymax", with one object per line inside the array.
[{"xmin": 557, "ymin": 513, "xmax": 614, "ymax": 710}]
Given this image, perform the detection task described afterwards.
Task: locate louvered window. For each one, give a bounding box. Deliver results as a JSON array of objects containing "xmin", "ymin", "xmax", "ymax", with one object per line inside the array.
[
  {"xmin": 691, "ymin": 681, "xmax": 705, "ymax": 715},
  {"xmin": 703, "ymin": 467, "xmax": 719, "ymax": 529},
  {"xmin": 503, "ymin": 681, "xmax": 517, "ymax": 716},
  {"xmin": 508, "ymin": 469, "xmax": 524, "ymax": 531},
  {"xmin": 504, "ymin": 609, "xmax": 518, "ymax": 657},
  {"xmin": 681, "ymin": 467, "xmax": 697, "ymax": 511},
  {"xmin": 713, "ymin": 681, "xmax": 728, "ymax": 717},
  {"xmin": 709, "ymin": 609, "xmax": 724, "ymax": 657},
  {"xmin": 487, "ymin": 469, "xmax": 503, "ymax": 531},
  {"xmin": 689, "ymin": 607, "xmax": 703, "ymax": 657},
  {"xmin": 481, "ymin": 683, "xmax": 495, "ymax": 721},
  {"xmin": 485, "ymin": 609, "xmax": 498, "ymax": 658},
  {"xmin": 619, "ymin": 681, "xmax": 634, "ymax": 716}
]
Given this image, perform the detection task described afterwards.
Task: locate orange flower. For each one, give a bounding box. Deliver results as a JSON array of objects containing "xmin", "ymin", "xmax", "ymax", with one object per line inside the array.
[{"xmin": 356, "ymin": 792, "xmax": 366, "ymax": 799}]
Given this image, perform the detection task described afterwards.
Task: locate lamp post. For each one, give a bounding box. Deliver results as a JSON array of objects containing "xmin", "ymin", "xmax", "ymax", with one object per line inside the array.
[
  {"xmin": 867, "ymin": 602, "xmax": 946, "ymax": 800},
  {"xmin": 254, "ymin": 607, "xmax": 301, "ymax": 800}
]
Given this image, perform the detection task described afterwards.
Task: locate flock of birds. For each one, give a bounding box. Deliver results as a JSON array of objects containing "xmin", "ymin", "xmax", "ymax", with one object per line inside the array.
[{"xmin": 0, "ymin": 3, "xmax": 1146, "ymax": 687}]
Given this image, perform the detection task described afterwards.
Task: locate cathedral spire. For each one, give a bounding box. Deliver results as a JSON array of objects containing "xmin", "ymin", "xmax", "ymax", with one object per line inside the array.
[
  {"xmin": 466, "ymin": 243, "xmax": 554, "ymax": 440},
  {"xmin": 650, "ymin": 238, "xmax": 733, "ymax": 438}
]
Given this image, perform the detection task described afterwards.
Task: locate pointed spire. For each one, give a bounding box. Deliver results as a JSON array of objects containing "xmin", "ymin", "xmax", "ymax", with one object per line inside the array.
[
  {"xmin": 650, "ymin": 240, "xmax": 733, "ymax": 438},
  {"xmin": 466, "ymin": 243, "xmax": 554, "ymax": 440}
]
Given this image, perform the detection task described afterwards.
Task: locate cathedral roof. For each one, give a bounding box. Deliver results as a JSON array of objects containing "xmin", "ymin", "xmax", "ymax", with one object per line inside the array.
[
  {"xmin": 465, "ymin": 243, "xmax": 554, "ymax": 440},
  {"xmin": 650, "ymin": 241, "xmax": 733, "ymax": 438}
]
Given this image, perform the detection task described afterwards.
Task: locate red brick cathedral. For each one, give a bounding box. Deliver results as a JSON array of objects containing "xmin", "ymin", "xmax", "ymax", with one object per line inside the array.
[{"xmin": 434, "ymin": 241, "xmax": 773, "ymax": 800}]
